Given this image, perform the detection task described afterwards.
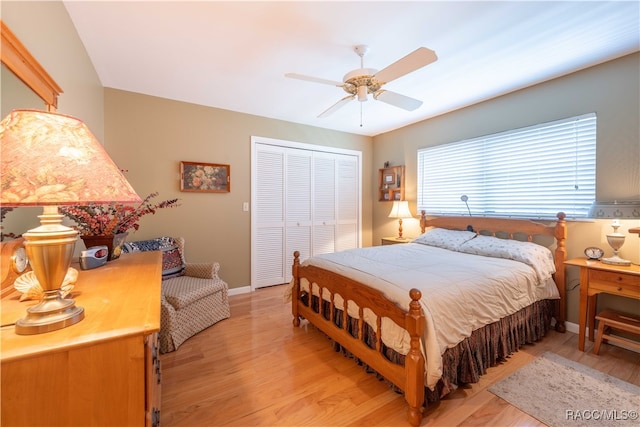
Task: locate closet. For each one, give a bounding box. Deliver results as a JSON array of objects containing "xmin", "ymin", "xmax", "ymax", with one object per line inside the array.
[{"xmin": 251, "ymin": 137, "xmax": 361, "ymax": 289}]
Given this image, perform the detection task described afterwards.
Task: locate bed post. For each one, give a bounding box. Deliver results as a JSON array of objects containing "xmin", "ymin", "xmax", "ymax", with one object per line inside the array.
[
  {"xmin": 419, "ymin": 210, "xmax": 427, "ymax": 233},
  {"xmin": 292, "ymin": 251, "xmax": 301, "ymax": 327},
  {"xmin": 553, "ymin": 212, "xmax": 567, "ymax": 333},
  {"xmin": 405, "ymin": 288, "xmax": 425, "ymax": 426}
]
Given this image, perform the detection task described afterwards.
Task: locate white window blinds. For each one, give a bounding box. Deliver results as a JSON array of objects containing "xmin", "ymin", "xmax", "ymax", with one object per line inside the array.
[{"xmin": 417, "ymin": 113, "xmax": 596, "ymax": 219}]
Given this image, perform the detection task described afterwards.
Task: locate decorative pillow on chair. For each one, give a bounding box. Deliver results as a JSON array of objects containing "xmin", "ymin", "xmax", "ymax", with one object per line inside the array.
[{"xmin": 122, "ymin": 237, "xmax": 185, "ymax": 279}]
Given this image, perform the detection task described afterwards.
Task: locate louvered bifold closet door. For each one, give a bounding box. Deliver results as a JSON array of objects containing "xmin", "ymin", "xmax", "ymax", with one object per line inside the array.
[
  {"xmin": 335, "ymin": 155, "xmax": 358, "ymax": 252},
  {"xmin": 284, "ymin": 150, "xmax": 312, "ymax": 283},
  {"xmin": 252, "ymin": 137, "xmax": 361, "ymax": 290},
  {"xmin": 312, "ymin": 152, "xmax": 337, "ymax": 256},
  {"xmin": 254, "ymin": 147, "xmax": 286, "ymax": 288}
]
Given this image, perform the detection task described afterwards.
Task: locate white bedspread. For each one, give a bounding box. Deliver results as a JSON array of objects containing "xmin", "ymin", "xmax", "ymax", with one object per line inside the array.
[{"xmin": 289, "ymin": 242, "xmax": 559, "ymax": 389}]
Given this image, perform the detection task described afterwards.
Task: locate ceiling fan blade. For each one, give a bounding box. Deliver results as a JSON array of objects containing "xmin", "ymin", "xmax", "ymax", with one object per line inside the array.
[
  {"xmin": 318, "ymin": 95, "xmax": 355, "ymax": 118},
  {"xmin": 374, "ymin": 90, "xmax": 423, "ymax": 111},
  {"xmin": 374, "ymin": 47, "xmax": 437, "ymax": 84},
  {"xmin": 285, "ymin": 73, "xmax": 343, "ymax": 87}
]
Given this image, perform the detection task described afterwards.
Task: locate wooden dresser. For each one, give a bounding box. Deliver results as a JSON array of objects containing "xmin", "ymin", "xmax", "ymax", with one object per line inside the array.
[{"xmin": 1, "ymin": 251, "xmax": 162, "ymax": 427}]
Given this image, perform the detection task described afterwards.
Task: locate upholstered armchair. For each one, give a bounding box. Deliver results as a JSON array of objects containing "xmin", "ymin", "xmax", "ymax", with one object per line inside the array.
[{"xmin": 123, "ymin": 237, "xmax": 230, "ymax": 353}]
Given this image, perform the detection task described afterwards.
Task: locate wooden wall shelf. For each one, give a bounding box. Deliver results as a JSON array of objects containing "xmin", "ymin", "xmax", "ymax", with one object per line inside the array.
[{"xmin": 378, "ymin": 165, "xmax": 405, "ymax": 202}]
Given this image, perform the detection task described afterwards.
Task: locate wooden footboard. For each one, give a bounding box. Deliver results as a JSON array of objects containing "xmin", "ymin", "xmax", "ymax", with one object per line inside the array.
[{"xmin": 291, "ymin": 251, "xmax": 426, "ymax": 426}]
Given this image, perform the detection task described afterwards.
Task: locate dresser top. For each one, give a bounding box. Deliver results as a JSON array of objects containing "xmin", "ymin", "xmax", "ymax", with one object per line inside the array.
[{"xmin": 1, "ymin": 251, "xmax": 162, "ymax": 362}]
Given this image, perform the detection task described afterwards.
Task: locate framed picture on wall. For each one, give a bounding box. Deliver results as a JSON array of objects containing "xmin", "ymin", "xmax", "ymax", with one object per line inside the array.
[
  {"xmin": 180, "ymin": 161, "xmax": 230, "ymax": 192},
  {"xmin": 384, "ymin": 172, "xmax": 395, "ymax": 186}
]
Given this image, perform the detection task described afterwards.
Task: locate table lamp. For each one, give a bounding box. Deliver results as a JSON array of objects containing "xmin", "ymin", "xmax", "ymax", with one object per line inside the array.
[
  {"xmin": 0, "ymin": 109, "xmax": 141, "ymax": 334},
  {"xmin": 588, "ymin": 200, "xmax": 640, "ymax": 266},
  {"xmin": 388, "ymin": 200, "xmax": 412, "ymax": 239}
]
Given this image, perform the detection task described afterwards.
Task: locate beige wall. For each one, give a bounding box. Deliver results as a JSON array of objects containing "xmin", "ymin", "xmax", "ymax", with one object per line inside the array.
[
  {"xmin": 103, "ymin": 89, "xmax": 373, "ymax": 288},
  {"xmin": 373, "ymin": 52, "xmax": 640, "ymax": 323}
]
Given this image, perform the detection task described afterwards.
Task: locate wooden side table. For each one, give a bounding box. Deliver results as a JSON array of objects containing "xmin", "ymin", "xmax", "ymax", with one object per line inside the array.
[
  {"xmin": 381, "ymin": 236, "xmax": 412, "ymax": 245},
  {"xmin": 564, "ymin": 258, "xmax": 640, "ymax": 351}
]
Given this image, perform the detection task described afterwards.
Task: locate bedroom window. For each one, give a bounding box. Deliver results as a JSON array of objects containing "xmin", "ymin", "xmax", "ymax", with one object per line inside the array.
[{"xmin": 417, "ymin": 113, "xmax": 596, "ymax": 219}]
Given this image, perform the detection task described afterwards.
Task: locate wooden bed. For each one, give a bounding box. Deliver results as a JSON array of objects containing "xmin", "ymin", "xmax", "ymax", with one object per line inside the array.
[{"xmin": 290, "ymin": 212, "xmax": 567, "ymax": 426}]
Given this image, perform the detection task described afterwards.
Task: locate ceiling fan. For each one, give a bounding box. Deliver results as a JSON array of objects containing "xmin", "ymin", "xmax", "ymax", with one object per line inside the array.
[{"xmin": 285, "ymin": 45, "xmax": 437, "ymax": 119}]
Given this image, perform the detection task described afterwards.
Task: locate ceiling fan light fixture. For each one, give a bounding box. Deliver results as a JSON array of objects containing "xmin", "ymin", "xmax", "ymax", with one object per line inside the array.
[
  {"xmin": 286, "ymin": 44, "xmax": 437, "ymax": 120},
  {"xmin": 357, "ymin": 85, "xmax": 368, "ymax": 102}
]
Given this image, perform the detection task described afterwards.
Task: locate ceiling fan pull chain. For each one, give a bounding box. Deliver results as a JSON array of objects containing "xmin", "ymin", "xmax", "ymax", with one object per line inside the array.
[{"xmin": 360, "ymin": 103, "xmax": 363, "ymax": 127}]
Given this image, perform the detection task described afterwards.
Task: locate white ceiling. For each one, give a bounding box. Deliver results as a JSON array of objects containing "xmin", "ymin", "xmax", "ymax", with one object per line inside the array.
[{"xmin": 63, "ymin": 1, "xmax": 639, "ymax": 137}]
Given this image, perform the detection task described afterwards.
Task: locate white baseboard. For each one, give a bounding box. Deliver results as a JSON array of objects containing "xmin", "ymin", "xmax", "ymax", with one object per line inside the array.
[
  {"xmin": 565, "ymin": 320, "xmax": 579, "ymax": 334},
  {"xmin": 228, "ymin": 286, "xmax": 251, "ymax": 296},
  {"xmin": 563, "ymin": 320, "xmax": 639, "ymax": 353}
]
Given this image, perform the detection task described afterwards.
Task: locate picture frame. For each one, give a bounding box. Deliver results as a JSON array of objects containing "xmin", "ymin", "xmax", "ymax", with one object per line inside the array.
[
  {"xmin": 180, "ymin": 161, "xmax": 230, "ymax": 193},
  {"xmin": 384, "ymin": 172, "xmax": 395, "ymax": 185}
]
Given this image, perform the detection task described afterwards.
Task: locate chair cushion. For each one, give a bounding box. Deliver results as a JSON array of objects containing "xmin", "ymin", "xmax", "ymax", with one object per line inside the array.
[
  {"xmin": 163, "ymin": 276, "xmax": 227, "ymax": 309},
  {"xmin": 123, "ymin": 237, "xmax": 185, "ymax": 279}
]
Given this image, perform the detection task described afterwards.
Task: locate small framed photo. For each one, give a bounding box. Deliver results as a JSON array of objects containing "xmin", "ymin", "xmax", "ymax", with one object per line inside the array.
[
  {"xmin": 180, "ymin": 161, "xmax": 230, "ymax": 193},
  {"xmin": 384, "ymin": 172, "xmax": 395, "ymax": 185}
]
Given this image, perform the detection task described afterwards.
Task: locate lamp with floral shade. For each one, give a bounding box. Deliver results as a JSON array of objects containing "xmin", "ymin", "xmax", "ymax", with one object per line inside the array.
[{"xmin": 0, "ymin": 109, "xmax": 141, "ymax": 334}]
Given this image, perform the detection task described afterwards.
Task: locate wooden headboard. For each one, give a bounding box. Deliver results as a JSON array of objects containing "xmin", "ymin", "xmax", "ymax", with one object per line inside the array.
[{"xmin": 418, "ymin": 211, "xmax": 567, "ymax": 332}]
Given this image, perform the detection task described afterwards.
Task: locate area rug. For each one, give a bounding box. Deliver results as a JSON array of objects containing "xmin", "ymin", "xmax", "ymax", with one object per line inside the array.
[{"xmin": 488, "ymin": 352, "xmax": 640, "ymax": 427}]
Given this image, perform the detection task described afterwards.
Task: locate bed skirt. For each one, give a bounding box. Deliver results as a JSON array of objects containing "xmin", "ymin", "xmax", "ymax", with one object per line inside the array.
[{"xmin": 305, "ymin": 293, "xmax": 555, "ymax": 405}]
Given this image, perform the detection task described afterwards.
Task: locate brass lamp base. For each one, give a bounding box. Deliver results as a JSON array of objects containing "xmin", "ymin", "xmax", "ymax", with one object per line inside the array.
[
  {"xmin": 15, "ymin": 291, "xmax": 84, "ymax": 334},
  {"xmin": 16, "ymin": 205, "xmax": 84, "ymax": 335}
]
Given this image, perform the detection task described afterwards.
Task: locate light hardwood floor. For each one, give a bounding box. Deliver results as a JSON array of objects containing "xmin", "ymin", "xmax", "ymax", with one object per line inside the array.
[{"xmin": 160, "ymin": 285, "xmax": 640, "ymax": 426}]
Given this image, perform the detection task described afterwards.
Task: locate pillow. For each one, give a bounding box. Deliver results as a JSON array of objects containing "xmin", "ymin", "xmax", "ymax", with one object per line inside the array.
[
  {"xmin": 122, "ymin": 237, "xmax": 186, "ymax": 280},
  {"xmin": 457, "ymin": 235, "xmax": 556, "ymax": 282},
  {"xmin": 411, "ymin": 227, "xmax": 477, "ymax": 251}
]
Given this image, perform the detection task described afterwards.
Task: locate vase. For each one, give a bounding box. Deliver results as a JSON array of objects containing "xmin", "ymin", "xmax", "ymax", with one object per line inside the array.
[{"xmin": 80, "ymin": 232, "xmax": 128, "ymax": 261}]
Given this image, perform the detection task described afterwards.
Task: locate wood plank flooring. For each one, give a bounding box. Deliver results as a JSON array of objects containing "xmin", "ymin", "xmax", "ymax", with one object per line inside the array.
[{"xmin": 160, "ymin": 285, "xmax": 640, "ymax": 426}]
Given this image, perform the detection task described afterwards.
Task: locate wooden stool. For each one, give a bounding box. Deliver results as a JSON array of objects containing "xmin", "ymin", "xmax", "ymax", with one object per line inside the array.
[{"xmin": 593, "ymin": 310, "xmax": 640, "ymax": 355}]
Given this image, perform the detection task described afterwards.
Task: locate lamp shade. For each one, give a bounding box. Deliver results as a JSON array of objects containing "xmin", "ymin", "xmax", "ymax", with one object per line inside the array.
[
  {"xmin": 388, "ymin": 200, "xmax": 412, "ymax": 219},
  {"xmin": 1, "ymin": 109, "xmax": 141, "ymax": 206}
]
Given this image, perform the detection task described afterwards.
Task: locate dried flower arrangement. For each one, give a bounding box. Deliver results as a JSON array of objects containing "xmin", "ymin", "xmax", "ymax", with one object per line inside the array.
[{"xmin": 60, "ymin": 192, "xmax": 180, "ymax": 236}]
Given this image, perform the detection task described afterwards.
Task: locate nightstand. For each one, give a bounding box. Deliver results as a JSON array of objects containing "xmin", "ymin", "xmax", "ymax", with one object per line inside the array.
[
  {"xmin": 564, "ymin": 258, "xmax": 640, "ymax": 351},
  {"xmin": 381, "ymin": 236, "xmax": 412, "ymax": 245}
]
